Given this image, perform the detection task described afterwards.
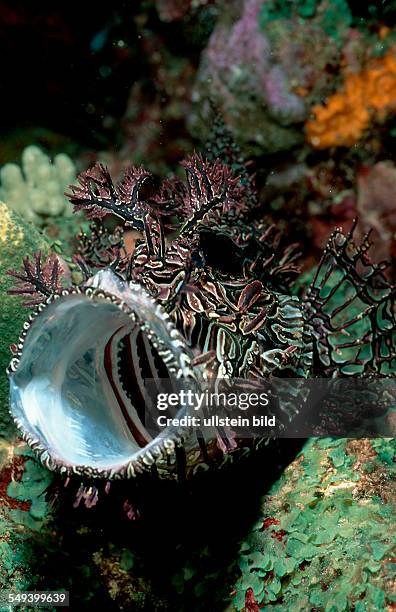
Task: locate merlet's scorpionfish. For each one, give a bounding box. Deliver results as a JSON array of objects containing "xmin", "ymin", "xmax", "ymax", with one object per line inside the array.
[{"xmin": 7, "ymin": 139, "xmax": 396, "ymax": 507}]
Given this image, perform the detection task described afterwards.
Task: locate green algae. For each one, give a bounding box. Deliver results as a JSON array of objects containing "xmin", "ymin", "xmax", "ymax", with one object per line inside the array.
[
  {"xmin": 259, "ymin": 0, "xmax": 318, "ymax": 22},
  {"xmin": 231, "ymin": 437, "xmax": 396, "ymax": 610},
  {"xmin": 259, "ymin": 0, "xmax": 352, "ymax": 42}
]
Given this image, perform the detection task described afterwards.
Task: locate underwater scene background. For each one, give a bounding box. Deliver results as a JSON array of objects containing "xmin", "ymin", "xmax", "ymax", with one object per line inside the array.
[{"xmin": 0, "ymin": 1, "xmax": 395, "ymax": 610}]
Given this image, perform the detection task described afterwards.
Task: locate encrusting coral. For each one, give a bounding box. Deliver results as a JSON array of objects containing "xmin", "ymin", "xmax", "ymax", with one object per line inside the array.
[
  {"xmin": 0, "ymin": 201, "xmax": 50, "ymax": 438},
  {"xmin": 231, "ymin": 437, "xmax": 396, "ymax": 610},
  {"xmin": 306, "ymin": 48, "xmax": 396, "ymax": 148},
  {"xmin": 0, "ymin": 145, "xmax": 76, "ymax": 226},
  {"xmin": 0, "ymin": 439, "xmax": 54, "ymax": 595}
]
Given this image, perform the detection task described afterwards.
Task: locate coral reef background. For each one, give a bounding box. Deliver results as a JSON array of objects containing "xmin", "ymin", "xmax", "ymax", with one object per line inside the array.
[{"xmin": 0, "ymin": 0, "xmax": 395, "ymax": 610}]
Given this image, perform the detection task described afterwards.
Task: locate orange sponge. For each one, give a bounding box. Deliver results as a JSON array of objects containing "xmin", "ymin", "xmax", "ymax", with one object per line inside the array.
[{"xmin": 306, "ymin": 49, "xmax": 396, "ymax": 148}]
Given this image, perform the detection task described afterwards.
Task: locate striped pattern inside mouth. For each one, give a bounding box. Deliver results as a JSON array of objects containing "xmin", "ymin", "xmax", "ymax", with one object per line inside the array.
[{"xmin": 104, "ymin": 326, "xmax": 175, "ymax": 447}]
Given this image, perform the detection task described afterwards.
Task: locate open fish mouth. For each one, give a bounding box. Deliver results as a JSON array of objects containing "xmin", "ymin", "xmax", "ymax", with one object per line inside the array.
[{"xmin": 8, "ymin": 270, "xmax": 201, "ymax": 479}]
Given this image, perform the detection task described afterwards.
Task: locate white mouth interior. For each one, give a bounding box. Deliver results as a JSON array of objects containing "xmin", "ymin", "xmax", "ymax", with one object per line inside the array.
[{"xmin": 9, "ymin": 294, "xmax": 167, "ymax": 472}]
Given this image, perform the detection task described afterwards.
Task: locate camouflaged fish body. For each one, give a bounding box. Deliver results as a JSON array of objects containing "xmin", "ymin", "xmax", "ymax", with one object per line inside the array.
[{"xmin": 7, "ymin": 151, "xmax": 396, "ymax": 487}]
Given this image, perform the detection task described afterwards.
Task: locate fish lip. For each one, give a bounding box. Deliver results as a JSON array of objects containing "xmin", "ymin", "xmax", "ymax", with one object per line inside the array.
[{"xmin": 8, "ymin": 282, "xmax": 201, "ymax": 480}]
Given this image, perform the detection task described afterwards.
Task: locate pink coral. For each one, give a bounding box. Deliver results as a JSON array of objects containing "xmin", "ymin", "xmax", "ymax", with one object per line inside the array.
[
  {"xmin": 204, "ymin": 0, "xmax": 305, "ymax": 119},
  {"xmin": 192, "ymin": 0, "xmax": 344, "ymax": 153}
]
